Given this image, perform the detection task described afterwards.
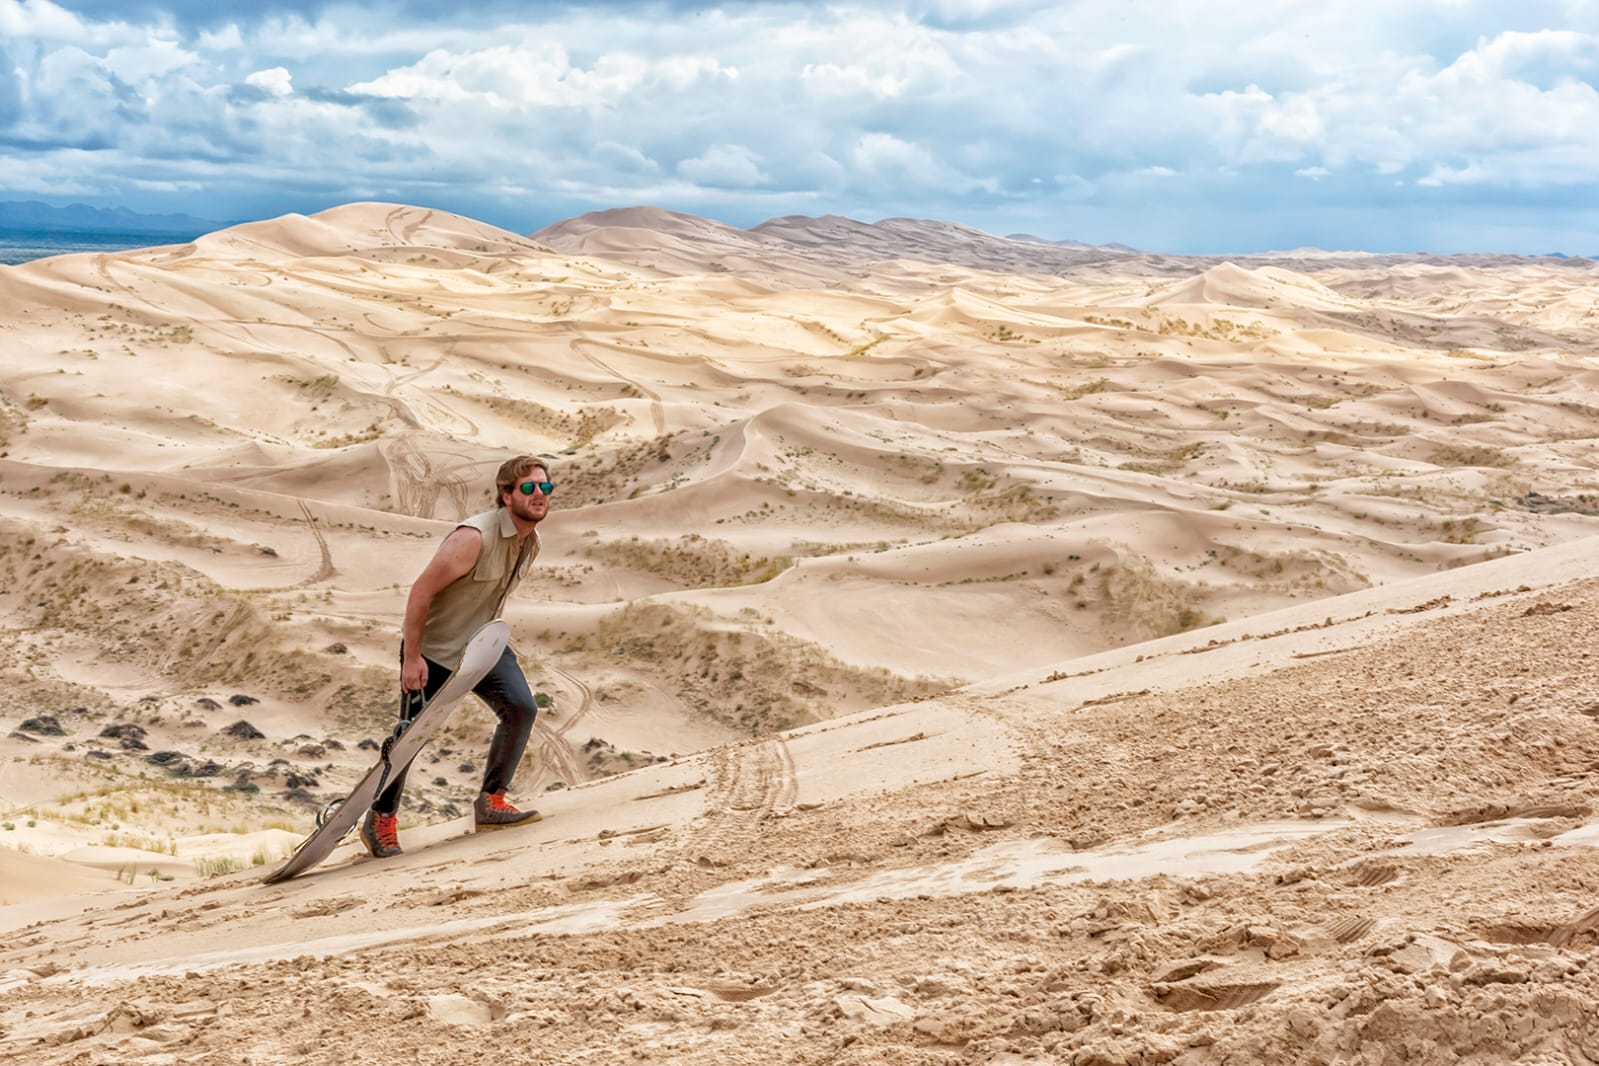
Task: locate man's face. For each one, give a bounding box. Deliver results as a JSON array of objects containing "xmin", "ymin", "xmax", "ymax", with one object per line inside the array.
[{"xmin": 502, "ymin": 468, "xmax": 551, "ymax": 522}]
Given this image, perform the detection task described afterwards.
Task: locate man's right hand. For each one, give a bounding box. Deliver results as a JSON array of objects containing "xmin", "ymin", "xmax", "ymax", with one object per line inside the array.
[{"xmin": 401, "ymin": 653, "xmax": 429, "ymax": 693}]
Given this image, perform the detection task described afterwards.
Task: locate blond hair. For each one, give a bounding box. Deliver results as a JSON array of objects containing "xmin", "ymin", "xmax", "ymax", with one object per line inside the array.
[{"xmin": 494, "ymin": 455, "xmax": 550, "ymax": 505}]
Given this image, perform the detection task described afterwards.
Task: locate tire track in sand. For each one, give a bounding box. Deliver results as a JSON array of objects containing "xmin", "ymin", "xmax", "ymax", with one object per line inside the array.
[
  {"xmin": 673, "ymin": 733, "xmax": 798, "ymax": 867},
  {"xmin": 294, "ymin": 499, "xmax": 336, "ymax": 587},
  {"xmin": 527, "ymin": 666, "xmax": 592, "ymax": 790},
  {"xmin": 571, "ymin": 338, "xmax": 666, "ymax": 435},
  {"xmin": 382, "ymin": 435, "xmax": 474, "ymax": 519}
]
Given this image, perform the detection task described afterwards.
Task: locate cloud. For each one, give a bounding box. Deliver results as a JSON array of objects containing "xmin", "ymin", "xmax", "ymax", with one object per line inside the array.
[
  {"xmin": 676, "ymin": 144, "xmax": 768, "ymax": 188},
  {"xmin": 0, "ymin": 0, "xmax": 90, "ymax": 40},
  {"xmin": 349, "ymin": 44, "xmax": 658, "ymax": 108},
  {"xmin": 3, "ymin": 2, "xmax": 1599, "ymax": 252},
  {"xmin": 197, "ymin": 23, "xmax": 242, "ymax": 50},
  {"xmin": 245, "ymin": 66, "xmax": 292, "ymax": 96},
  {"xmin": 0, "ymin": 43, "xmax": 20, "ymax": 126},
  {"xmin": 103, "ymin": 37, "xmax": 195, "ymax": 81},
  {"xmin": 850, "ymin": 132, "xmax": 946, "ymax": 187}
]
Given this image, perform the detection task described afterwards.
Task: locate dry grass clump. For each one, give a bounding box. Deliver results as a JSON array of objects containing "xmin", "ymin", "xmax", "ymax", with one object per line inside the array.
[
  {"xmin": 1430, "ymin": 442, "xmax": 1512, "ymax": 468},
  {"xmin": 582, "ymin": 534, "xmax": 792, "ymax": 589},
  {"xmin": 323, "ymin": 668, "xmax": 404, "ymax": 732},
  {"xmin": 0, "ymin": 390, "xmax": 27, "ymax": 448},
  {"xmin": 1121, "ymin": 441, "xmax": 1205, "ymax": 476},
  {"xmin": 66, "ymin": 492, "xmax": 228, "ymax": 553},
  {"xmin": 559, "ymin": 431, "xmax": 706, "ymax": 503},
  {"xmin": 27, "ymin": 776, "xmax": 298, "ymax": 838},
  {"xmin": 454, "ymin": 389, "xmax": 624, "ymax": 448},
  {"xmin": 1204, "ymin": 545, "xmax": 1371, "ymax": 595},
  {"xmin": 963, "ymin": 481, "xmax": 1061, "ymax": 526},
  {"xmin": 0, "ymin": 520, "xmax": 359, "ymax": 700},
  {"xmin": 1085, "ymin": 555, "xmax": 1222, "ymax": 640},
  {"xmin": 1059, "ymin": 377, "xmax": 1111, "ymax": 401},
  {"xmin": 1149, "ymin": 315, "xmax": 1278, "ymax": 341},
  {"xmin": 576, "ymin": 602, "xmax": 957, "ymax": 733}
]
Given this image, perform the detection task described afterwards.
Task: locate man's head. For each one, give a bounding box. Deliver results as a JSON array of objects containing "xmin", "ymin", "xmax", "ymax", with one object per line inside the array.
[{"xmin": 495, "ymin": 455, "xmax": 553, "ymax": 518}]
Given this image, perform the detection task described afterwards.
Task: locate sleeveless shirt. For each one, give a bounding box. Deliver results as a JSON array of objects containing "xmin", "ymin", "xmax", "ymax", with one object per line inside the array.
[{"xmin": 418, "ymin": 508, "xmax": 539, "ymax": 665}]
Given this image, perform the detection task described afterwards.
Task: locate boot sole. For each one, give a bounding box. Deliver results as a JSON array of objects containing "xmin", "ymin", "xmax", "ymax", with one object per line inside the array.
[{"xmin": 474, "ymin": 813, "xmax": 543, "ymax": 832}]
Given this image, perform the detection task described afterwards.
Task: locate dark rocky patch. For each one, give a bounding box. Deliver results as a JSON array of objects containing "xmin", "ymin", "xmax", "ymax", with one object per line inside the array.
[
  {"xmin": 19, "ymin": 715, "xmax": 66, "ymax": 736},
  {"xmin": 99, "ymin": 723, "xmax": 149, "ymax": 750},
  {"xmin": 1517, "ymin": 491, "xmax": 1599, "ymax": 515},
  {"xmin": 145, "ymin": 752, "xmax": 226, "ymax": 777}
]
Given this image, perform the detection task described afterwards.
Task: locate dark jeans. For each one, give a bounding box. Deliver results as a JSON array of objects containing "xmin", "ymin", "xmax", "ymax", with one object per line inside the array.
[{"xmin": 372, "ymin": 645, "xmax": 537, "ymax": 815}]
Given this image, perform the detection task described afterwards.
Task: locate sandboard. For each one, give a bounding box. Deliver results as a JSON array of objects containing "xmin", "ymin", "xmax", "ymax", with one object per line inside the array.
[{"xmin": 261, "ymin": 620, "xmax": 510, "ymax": 884}]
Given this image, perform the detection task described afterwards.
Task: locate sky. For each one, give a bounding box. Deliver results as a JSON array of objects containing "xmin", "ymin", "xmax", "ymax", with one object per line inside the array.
[{"xmin": 4, "ymin": 0, "xmax": 1599, "ymax": 253}]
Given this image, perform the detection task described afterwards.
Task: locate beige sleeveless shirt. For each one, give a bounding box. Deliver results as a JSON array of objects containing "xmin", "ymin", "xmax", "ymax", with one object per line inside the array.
[{"xmin": 419, "ymin": 508, "xmax": 539, "ymax": 665}]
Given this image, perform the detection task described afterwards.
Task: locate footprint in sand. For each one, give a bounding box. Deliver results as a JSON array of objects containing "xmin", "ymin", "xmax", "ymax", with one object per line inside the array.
[
  {"xmin": 1153, "ymin": 979, "xmax": 1279, "ymax": 1013},
  {"xmin": 1324, "ymin": 915, "xmax": 1377, "ymax": 943},
  {"xmin": 426, "ymin": 993, "xmax": 506, "ymax": 1025},
  {"xmin": 1346, "ymin": 859, "xmax": 1400, "ymax": 887}
]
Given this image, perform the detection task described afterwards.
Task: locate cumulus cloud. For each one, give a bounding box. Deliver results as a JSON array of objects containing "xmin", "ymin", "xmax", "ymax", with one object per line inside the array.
[
  {"xmin": 0, "ymin": 0, "xmax": 90, "ymax": 41},
  {"xmin": 245, "ymin": 66, "xmax": 292, "ymax": 96}
]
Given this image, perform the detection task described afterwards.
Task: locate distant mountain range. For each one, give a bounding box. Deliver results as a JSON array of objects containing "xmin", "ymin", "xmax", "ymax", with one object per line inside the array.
[
  {"xmin": 4, "ymin": 198, "xmax": 1592, "ymax": 272},
  {"xmin": 532, "ymin": 206, "xmax": 1595, "ymax": 277},
  {"xmin": 0, "ymin": 200, "xmax": 228, "ymax": 236},
  {"xmin": 532, "ymin": 207, "xmax": 1158, "ymax": 278}
]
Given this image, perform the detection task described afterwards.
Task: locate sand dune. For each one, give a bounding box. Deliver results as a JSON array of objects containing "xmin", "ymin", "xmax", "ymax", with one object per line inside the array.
[{"xmin": 4, "ymin": 202, "xmax": 1599, "ymax": 1062}]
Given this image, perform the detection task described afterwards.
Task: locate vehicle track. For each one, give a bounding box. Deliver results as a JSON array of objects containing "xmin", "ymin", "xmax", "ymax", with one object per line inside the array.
[
  {"xmin": 294, "ymin": 499, "xmax": 336, "ymax": 586},
  {"xmin": 165, "ymin": 600, "xmax": 256, "ymax": 683},
  {"xmin": 382, "ymin": 435, "xmax": 476, "ymax": 519},
  {"xmin": 571, "ymin": 338, "xmax": 667, "ymax": 435},
  {"xmin": 668, "ymin": 732, "xmax": 799, "ymax": 866},
  {"xmin": 528, "ymin": 666, "xmax": 593, "ymax": 790}
]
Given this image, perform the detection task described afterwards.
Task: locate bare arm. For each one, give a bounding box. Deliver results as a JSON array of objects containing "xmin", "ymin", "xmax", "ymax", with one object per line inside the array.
[{"xmin": 400, "ymin": 527, "xmax": 483, "ymax": 691}]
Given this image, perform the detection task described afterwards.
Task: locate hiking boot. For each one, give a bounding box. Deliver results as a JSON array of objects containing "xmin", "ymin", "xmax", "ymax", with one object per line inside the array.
[
  {"xmin": 474, "ymin": 791, "xmax": 542, "ymax": 831},
  {"xmin": 360, "ymin": 808, "xmax": 402, "ymax": 858}
]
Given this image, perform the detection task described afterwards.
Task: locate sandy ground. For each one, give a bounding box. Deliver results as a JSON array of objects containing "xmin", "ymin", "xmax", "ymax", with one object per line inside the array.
[{"xmin": 1, "ymin": 203, "xmax": 1598, "ymax": 1063}]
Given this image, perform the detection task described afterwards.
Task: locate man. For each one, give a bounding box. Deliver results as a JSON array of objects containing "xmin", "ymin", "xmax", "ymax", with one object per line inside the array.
[{"xmin": 360, "ymin": 455, "xmax": 554, "ymax": 858}]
